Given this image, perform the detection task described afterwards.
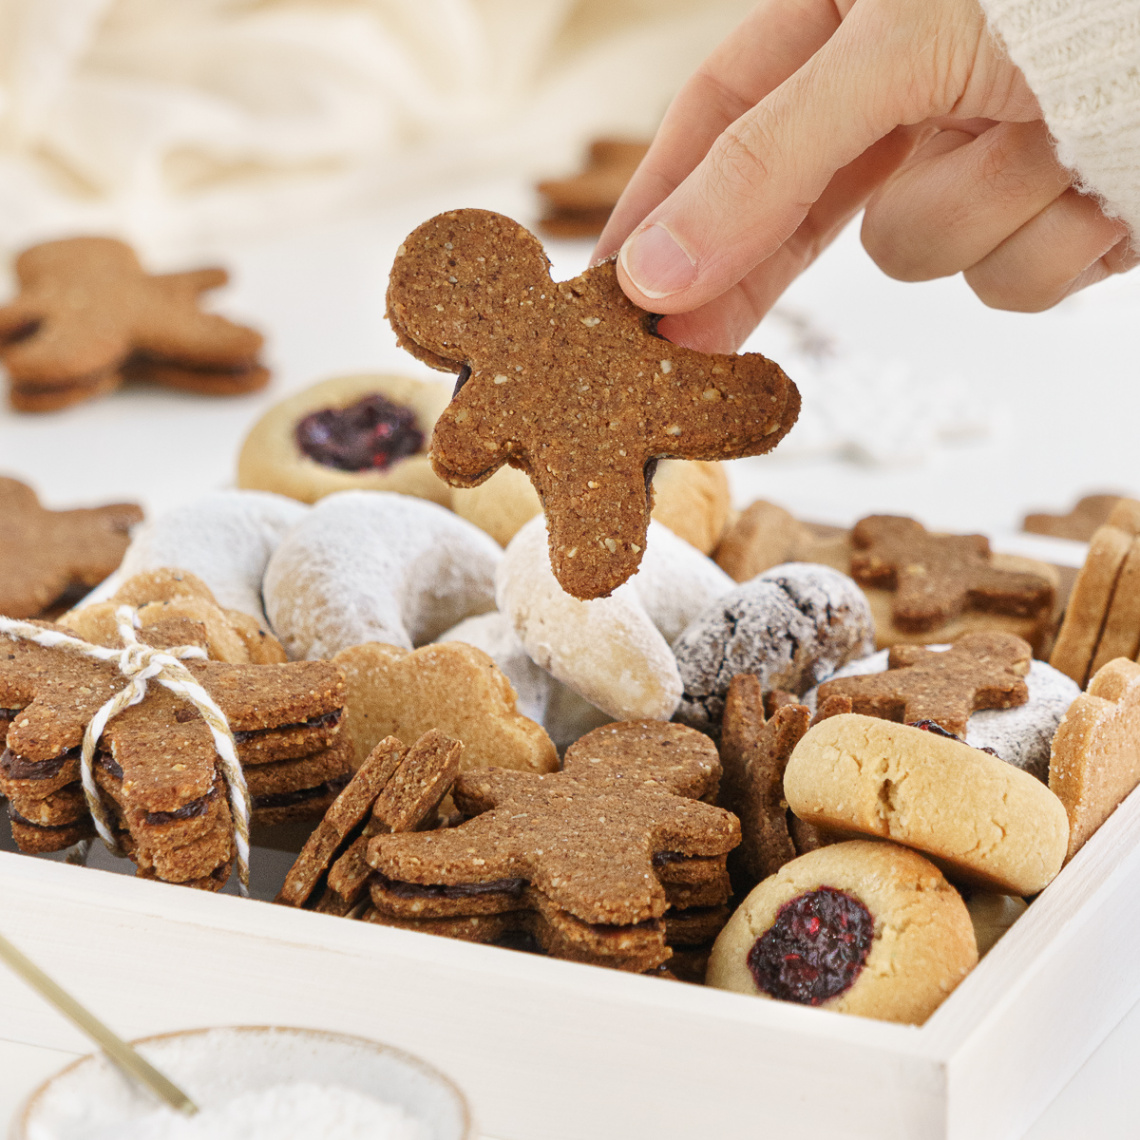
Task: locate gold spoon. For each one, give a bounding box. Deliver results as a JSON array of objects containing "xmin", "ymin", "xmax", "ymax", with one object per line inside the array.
[{"xmin": 0, "ymin": 929, "xmax": 198, "ymax": 1115}]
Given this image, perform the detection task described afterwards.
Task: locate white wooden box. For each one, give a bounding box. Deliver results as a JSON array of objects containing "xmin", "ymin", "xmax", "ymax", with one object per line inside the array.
[{"xmin": 2, "ymin": 775, "xmax": 1140, "ymax": 1140}]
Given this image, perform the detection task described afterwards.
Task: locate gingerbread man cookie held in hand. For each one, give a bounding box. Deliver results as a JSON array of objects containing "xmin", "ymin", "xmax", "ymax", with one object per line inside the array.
[{"xmin": 386, "ymin": 209, "xmax": 800, "ymax": 600}]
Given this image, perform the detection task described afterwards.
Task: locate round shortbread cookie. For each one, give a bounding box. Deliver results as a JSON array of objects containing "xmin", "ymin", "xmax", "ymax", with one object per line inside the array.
[
  {"xmin": 236, "ymin": 373, "xmax": 453, "ymax": 506},
  {"xmin": 264, "ymin": 490, "xmax": 502, "ymax": 660},
  {"xmin": 784, "ymin": 714, "xmax": 1069, "ymax": 894},
  {"xmin": 673, "ymin": 562, "xmax": 874, "ymax": 732},
  {"xmin": 452, "ymin": 458, "xmax": 730, "ymax": 552},
  {"xmin": 803, "ymin": 648, "xmax": 1081, "ymax": 783},
  {"xmin": 707, "ymin": 841, "xmax": 977, "ymax": 1024}
]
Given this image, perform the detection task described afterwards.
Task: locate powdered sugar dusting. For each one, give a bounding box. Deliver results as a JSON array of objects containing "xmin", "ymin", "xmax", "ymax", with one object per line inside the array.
[
  {"xmin": 22, "ymin": 1027, "xmax": 466, "ymax": 1140},
  {"xmin": 673, "ymin": 562, "xmax": 874, "ymax": 731},
  {"xmin": 264, "ymin": 490, "xmax": 501, "ymax": 659},
  {"xmin": 81, "ymin": 491, "xmax": 308, "ymax": 627},
  {"xmin": 94, "ymin": 1083, "xmax": 428, "ymax": 1140}
]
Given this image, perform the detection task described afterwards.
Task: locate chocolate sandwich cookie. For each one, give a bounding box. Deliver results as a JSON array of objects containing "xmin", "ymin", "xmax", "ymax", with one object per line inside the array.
[
  {"xmin": 278, "ymin": 730, "xmax": 463, "ymax": 911},
  {"xmin": 1, "ymin": 616, "xmax": 346, "ymax": 887},
  {"xmin": 364, "ymin": 721, "xmax": 739, "ymax": 971},
  {"xmin": 0, "ymin": 237, "xmax": 267, "ymax": 412}
]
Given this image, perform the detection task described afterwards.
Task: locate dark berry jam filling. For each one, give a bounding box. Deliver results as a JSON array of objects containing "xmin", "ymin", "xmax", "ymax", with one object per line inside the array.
[
  {"xmin": 910, "ymin": 718, "xmax": 1001, "ymax": 759},
  {"xmin": 747, "ymin": 886, "xmax": 874, "ymax": 1005},
  {"xmin": 295, "ymin": 395, "xmax": 423, "ymax": 472}
]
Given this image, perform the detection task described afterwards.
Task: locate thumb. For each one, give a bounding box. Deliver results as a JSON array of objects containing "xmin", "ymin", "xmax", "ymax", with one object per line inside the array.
[{"xmin": 616, "ymin": 0, "xmax": 968, "ymax": 314}]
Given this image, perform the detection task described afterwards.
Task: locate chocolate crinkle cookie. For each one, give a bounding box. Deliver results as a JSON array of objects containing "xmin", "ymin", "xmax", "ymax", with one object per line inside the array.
[{"xmin": 673, "ymin": 563, "xmax": 874, "ymax": 733}]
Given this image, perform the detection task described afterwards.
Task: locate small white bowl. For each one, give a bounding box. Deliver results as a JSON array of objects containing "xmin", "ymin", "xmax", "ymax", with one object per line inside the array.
[{"xmin": 13, "ymin": 1026, "xmax": 473, "ymax": 1140}]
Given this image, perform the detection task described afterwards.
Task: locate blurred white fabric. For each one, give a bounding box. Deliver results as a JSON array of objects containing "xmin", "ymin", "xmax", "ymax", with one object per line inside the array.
[{"xmin": 0, "ymin": 0, "xmax": 752, "ymax": 257}]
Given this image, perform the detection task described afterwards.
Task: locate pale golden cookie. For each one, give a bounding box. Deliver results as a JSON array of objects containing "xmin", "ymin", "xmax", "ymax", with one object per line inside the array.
[
  {"xmin": 1088, "ymin": 536, "xmax": 1140, "ymax": 675},
  {"xmin": 237, "ymin": 373, "xmax": 453, "ymax": 506},
  {"xmin": 1050, "ymin": 524, "xmax": 1133, "ymax": 685},
  {"xmin": 648, "ymin": 461, "xmax": 731, "ymax": 555},
  {"xmin": 783, "ymin": 714, "xmax": 1069, "ymax": 894},
  {"xmin": 63, "ymin": 568, "xmax": 286, "ymax": 664},
  {"xmin": 714, "ymin": 500, "xmax": 816, "ymax": 582},
  {"xmin": 1050, "ymin": 657, "xmax": 1140, "ymax": 862},
  {"xmin": 333, "ymin": 641, "xmax": 558, "ymax": 777},
  {"xmin": 707, "ymin": 841, "xmax": 977, "ymax": 1024}
]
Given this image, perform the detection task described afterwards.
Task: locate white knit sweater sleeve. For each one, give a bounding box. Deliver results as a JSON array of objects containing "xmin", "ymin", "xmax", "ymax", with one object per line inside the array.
[{"xmin": 979, "ymin": 0, "xmax": 1140, "ymax": 238}]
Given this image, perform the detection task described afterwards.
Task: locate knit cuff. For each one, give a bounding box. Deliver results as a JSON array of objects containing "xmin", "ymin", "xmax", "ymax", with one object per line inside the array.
[{"xmin": 980, "ymin": 0, "xmax": 1140, "ymax": 239}]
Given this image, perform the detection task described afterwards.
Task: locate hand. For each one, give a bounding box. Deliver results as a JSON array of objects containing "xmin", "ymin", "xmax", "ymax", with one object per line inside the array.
[{"xmin": 595, "ymin": 0, "xmax": 1135, "ymax": 354}]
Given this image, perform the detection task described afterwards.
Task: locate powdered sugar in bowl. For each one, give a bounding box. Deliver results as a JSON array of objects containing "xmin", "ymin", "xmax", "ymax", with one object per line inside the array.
[{"xmin": 14, "ymin": 1026, "xmax": 472, "ymax": 1140}]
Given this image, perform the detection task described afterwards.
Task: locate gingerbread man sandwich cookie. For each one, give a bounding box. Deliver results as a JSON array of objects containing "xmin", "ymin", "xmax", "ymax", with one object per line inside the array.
[
  {"xmin": 386, "ymin": 209, "xmax": 800, "ymax": 599},
  {"xmin": 0, "ymin": 237, "xmax": 267, "ymax": 412}
]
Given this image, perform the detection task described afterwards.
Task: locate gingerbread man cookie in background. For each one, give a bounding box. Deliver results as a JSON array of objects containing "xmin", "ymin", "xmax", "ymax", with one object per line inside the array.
[
  {"xmin": 0, "ymin": 237, "xmax": 267, "ymax": 412},
  {"xmin": 386, "ymin": 209, "xmax": 800, "ymax": 600},
  {"xmin": 0, "ymin": 476, "xmax": 143, "ymax": 618}
]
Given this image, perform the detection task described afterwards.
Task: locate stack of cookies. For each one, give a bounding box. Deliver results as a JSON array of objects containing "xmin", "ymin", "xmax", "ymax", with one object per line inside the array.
[
  {"xmin": 358, "ymin": 722, "xmax": 739, "ymax": 974},
  {"xmin": 1050, "ymin": 498, "xmax": 1140, "ymax": 687},
  {"xmin": 0, "ymin": 237, "xmax": 267, "ymax": 412},
  {"xmin": 0, "ymin": 603, "xmax": 351, "ymax": 888}
]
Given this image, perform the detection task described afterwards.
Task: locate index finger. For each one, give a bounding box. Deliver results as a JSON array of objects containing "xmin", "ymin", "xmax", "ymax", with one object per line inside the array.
[{"xmin": 594, "ymin": 0, "xmax": 844, "ymax": 264}]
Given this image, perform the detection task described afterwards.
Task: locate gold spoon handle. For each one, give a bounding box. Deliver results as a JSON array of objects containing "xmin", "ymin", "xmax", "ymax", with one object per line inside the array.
[{"xmin": 0, "ymin": 929, "xmax": 197, "ymax": 1115}]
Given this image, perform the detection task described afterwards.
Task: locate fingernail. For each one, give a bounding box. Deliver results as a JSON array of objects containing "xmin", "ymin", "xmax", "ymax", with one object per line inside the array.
[{"xmin": 619, "ymin": 223, "xmax": 697, "ymax": 299}]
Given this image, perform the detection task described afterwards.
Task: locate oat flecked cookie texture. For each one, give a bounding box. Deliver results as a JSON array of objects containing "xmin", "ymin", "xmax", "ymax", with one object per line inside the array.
[{"xmin": 386, "ymin": 209, "xmax": 800, "ymax": 600}]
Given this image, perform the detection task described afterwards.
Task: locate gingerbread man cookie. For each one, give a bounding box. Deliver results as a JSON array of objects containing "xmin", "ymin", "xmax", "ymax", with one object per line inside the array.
[
  {"xmin": 0, "ymin": 477, "xmax": 142, "ymax": 618},
  {"xmin": 386, "ymin": 209, "xmax": 799, "ymax": 599},
  {"xmin": 0, "ymin": 237, "xmax": 267, "ymax": 412},
  {"xmin": 815, "ymin": 632, "xmax": 1032, "ymax": 739},
  {"xmin": 365, "ymin": 721, "xmax": 738, "ymax": 971}
]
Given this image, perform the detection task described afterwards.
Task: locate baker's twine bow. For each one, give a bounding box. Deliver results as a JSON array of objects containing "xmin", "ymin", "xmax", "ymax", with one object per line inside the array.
[{"xmin": 0, "ymin": 608, "xmax": 251, "ymax": 896}]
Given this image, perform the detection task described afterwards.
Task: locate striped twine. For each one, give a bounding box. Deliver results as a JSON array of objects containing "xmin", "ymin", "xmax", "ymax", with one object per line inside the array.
[{"xmin": 0, "ymin": 608, "xmax": 251, "ymax": 896}]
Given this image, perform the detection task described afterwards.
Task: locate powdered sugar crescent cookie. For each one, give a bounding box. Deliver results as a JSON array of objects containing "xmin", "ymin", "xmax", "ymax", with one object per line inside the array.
[
  {"xmin": 236, "ymin": 373, "xmax": 453, "ymax": 506},
  {"xmin": 805, "ymin": 646, "xmax": 1080, "ymax": 782},
  {"xmin": 673, "ymin": 563, "xmax": 874, "ymax": 732},
  {"xmin": 264, "ymin": 490, "xmax": 501, "ymax": 660},
  {"xmin": 496, "ymin": 515, "xmax": 734, "ymax": 721},
  {"xmin": 784, "ymin": 714, "xmax": 1069, "ymax": 894},
  {"xmin": 83, "ymin": 490, "xmax": 307, "ymax": 631},
  {"xmin": 707, "ymin": 841, "xmax": 976, "ymax": 1024}
]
